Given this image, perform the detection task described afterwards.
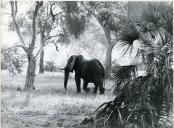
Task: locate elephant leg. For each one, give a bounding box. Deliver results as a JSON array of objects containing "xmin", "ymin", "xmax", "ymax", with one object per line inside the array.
[
  {"xmin": 97, "ymin": 80, "xmax": 105, "ymax": 94},
  {"xmin": 83, "ymin": 80, "xmax": 90, "ymax": 93},
  {"xmin": 93, "ymin": 84, "xmax": 98, "ymax": 94},
  {"xmin": 75, "ymin": 74, "xmax": 81, "ymax": 93}
]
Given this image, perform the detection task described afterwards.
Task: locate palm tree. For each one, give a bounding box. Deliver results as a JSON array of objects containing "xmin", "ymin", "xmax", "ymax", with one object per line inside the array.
[{"xmin": 94, "ymin": 2, "xmax": 173, "ymax": 128}]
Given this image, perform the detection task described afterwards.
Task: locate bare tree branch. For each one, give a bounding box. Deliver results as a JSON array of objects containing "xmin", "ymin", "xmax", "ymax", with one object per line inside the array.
[
  {"xmin": 0, "ymin": 13, "xmax": 11, "ymax": 15},
  {"xmin": 48, "ymin": 41, "xmax": 59, "ymax": 51},
  {"xmin": 35, "ymin": 2, "xmax": 62, "ymax": 59},
  {"xmin": 2, "ymin": 45, "xmax": 28, "ymax": 52},
  {"xmin": 53, "ymin": 42, "xmax": 59, "ymax": 51},
  {"xmin": 34, "ymin": 21, "xmax": 54, "ymax": 59},
  {"xmin": 10, "ymin": 1, "xmax": 25, "ymax": 46},
  {"xmin": 30, "ymin": 1, "xmax": 43, "ymax": 51},
  {"xmin": 15, "ymin": 1, "xmax": 17, "ymax": 15},
  {"xmin": 50, "ymin": 2, "xmax": 56, "ymax": 22}
]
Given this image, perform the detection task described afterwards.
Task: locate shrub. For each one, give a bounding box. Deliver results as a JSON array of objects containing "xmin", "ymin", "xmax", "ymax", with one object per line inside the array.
[{"xmin": 44, "ymin": 61, "xmax": 57, "ymax": 72}]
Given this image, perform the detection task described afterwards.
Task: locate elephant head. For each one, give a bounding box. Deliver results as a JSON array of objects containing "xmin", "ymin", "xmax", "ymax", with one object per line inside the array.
[{"xmin": 61, "ymin": 55, "xmax": 77, "ymax": 90}]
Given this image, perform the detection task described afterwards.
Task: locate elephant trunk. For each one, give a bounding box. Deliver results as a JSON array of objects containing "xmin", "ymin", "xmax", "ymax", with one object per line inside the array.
[
  {"xmin": 64, "ymin": 68, "xmax": 70, "ymax": 90},
  {"xmin": 62, "ymin": 55, "xmax": 77, "ymax": 90}
]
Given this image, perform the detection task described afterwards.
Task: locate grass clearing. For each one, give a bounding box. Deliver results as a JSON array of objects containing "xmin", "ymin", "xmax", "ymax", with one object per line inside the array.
[{"xmin": 1, "ymin": 71, "xmax": 114, "ymax": 128}]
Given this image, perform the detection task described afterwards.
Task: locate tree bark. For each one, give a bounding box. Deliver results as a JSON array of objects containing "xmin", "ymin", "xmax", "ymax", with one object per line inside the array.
[
  {"xmin": 24, "ymin": 53, "xmax": 36, "ymax": 90},
  {"xmin": 39, "ymin": 30, "xmax": 45, "ymax": 73},
  {"xmin": 105, "ymin": 43, "xmax": 113, "ymax": 79},
  {"xmin": 39, "ymin": 50, "xmax": 44, "ymax": 73},
  {"xmin": 102, "ymin": 26, "xmax": 112, "ymax": 79}
]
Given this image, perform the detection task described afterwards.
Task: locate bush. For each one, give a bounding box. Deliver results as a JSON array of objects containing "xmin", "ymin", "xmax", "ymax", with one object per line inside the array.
[
  {"xmin": 1, "ymin": 47, "xmax": 26, "ymax": 74},
  {"xmin": 44, "ymin": 61, "xmax": 57, "ymax": 72}
]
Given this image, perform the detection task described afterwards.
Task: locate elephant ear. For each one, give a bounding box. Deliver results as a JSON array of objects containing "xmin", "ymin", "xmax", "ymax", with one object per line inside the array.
[
  {"xmin": 69, "ymin": 55, "xmax": 77, "ymax": 72},
  {"xmin": 77, "ymin": 55, "xmax": 83, "ymax": 60}
]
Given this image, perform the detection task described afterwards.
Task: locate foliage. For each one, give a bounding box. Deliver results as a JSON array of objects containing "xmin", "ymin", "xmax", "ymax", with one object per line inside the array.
[
  {"xmin": 8, "ymin": 16, "xmax": 32, "ymax": 36},
  {"xmin": 140, "ymin": 2, "xmax": 173, "ymax": 35},
  {"xmin": 112, "ymin": 65, "xmax": 137, "ymax": 94},
  {"xmin": 83, "ymin": 1, "xmax": 128, "ymax": 33},
  {"xmin": 1, "ymin": 47, "xmax": 26, "ymax": 74},
  {"xmin": 95, "ymin": 2, "xmax": 173, "ymax": 128},
  {"xmin": 39, "ymin": 2, "xmax": 71, "ymax": 45},
  {"xmin": 118, "ymin": 22, "xmax": 140, "ymax": 55},
  {"xmin": 59, "ymin": 1, "xmax": 86, "ymax": 39}
]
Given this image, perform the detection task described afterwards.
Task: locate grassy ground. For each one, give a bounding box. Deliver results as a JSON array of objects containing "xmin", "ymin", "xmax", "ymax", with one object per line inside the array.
[{"xmin": 1, "ymin": 71, "xmax": 114, "ymax": 128}]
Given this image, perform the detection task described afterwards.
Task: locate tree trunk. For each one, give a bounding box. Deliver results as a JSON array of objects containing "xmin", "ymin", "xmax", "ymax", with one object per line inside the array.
[
  {"xmin": 105, "ymin": 43, "xmax": 112, "ymax": 79},
  {"xmin": 39, "ymin": 49, "xmax": 44, "ymax": 73},
  {"xmin": 39, "ymin": 30, "xmax": 45, "ymax": 73},
  {"xmin": 102, "ymin": 26, "xmax": 112, "ymax": 79},
  {"xmin": 96, "ymin": 16, "xmax": 113, "ymax": 79},
  {"xmin": 24, "ymin": 53, "xmax": 36, "ymax": 90}
]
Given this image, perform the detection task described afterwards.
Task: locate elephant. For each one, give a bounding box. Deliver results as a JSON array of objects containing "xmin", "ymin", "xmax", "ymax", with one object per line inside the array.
[{"xmin": 61, "ymin": 55, "xmax": 105, "ymax": 94}]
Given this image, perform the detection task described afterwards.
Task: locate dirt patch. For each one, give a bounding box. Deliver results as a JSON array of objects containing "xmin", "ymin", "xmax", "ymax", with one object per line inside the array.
[{"xmin": 1, "ymin": 111, "xmax": 92, "ymax": 128}]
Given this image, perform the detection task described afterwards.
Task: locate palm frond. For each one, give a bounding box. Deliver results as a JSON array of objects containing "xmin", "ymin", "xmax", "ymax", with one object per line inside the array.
[
  {"xmin": 112, "ymin": 65, "xmax": 137, "ymax": 95},
  {"xmin": 96, "ymin": 67, "xmax": 173, "ymax": 127},
  {"xmin": 119, "ymin": 22, "xmax": 140, "ymax": 46},
  {"xmin": 120, "ymin": 43, "xmax": 134, "ymax": 56},
  {"xmin": 140, "ymin": 3, "xmax": 161, "ymax": 28},
  {"xmin": 112, "ymin": 65, "xmax": 137, "ymax": 80},
  {"xmin": 158, "ymin": 2, "xmax": 173, "ymax": 35},
  {"xmin": 96, "ymin": 74, "xmax": 159, "ymax": 127},
  {"xmin": 139, "ymin": 2, "xmax": 173, "ymax": 35}
]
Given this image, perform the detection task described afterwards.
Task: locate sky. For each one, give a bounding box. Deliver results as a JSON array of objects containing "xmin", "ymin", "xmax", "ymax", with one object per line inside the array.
[{"xmin": 0, "ymin": 1, "xmax": 141, "ymax": 72}]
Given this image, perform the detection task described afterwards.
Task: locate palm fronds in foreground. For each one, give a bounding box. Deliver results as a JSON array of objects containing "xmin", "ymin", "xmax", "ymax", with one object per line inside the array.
[
  {"xmin": 95, "ymin": 69, "xmax": 173, "ymax": 128},
  {"xmin": 94, "ymin": 2, "xmax": 173, "ymax": 128}
]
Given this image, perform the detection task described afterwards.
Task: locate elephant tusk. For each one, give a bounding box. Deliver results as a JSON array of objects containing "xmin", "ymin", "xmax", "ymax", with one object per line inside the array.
[{"xmin": 58, "ymin": 67, "xmax": 65, "ymax": 70}]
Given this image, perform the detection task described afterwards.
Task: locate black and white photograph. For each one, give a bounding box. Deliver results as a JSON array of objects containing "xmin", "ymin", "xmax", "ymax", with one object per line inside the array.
[{"xmin": 0, "ymin": 1, "xmax": 173, "ymax": 128}]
